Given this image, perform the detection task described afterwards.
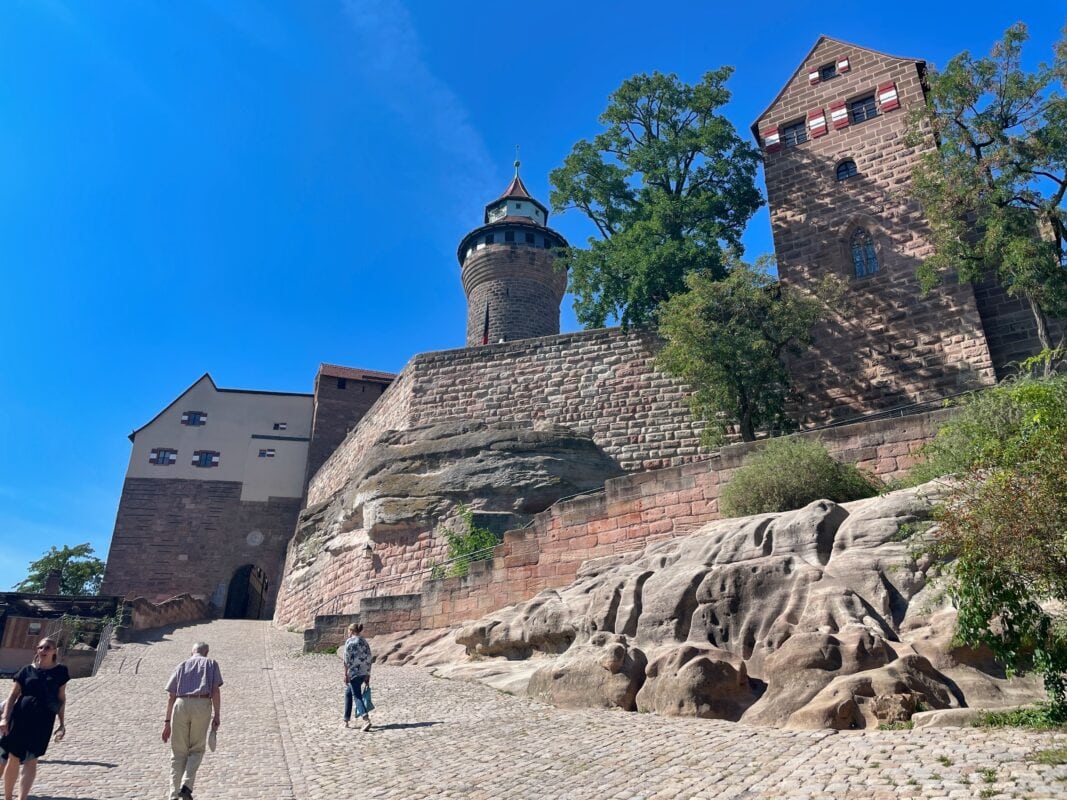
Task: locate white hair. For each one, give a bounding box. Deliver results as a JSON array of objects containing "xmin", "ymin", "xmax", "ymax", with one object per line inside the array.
[{"xmin": 192, "ymin": 642, "xmax": 209, "ymax": 655}]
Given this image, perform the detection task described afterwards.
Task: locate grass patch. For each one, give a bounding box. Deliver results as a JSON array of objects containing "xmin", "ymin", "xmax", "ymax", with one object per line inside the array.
[
  {"xmin": 937, "ymin": 755, "xmax": 954, "ymax": 767},
  {"xmin": 980, "ymin": 767, "xmax": 997, "ymax": 783},
  {"xmin": 878, "ymin": 720, "xmax": 914, "ymax": 730},
  {"xmin": 975, "ymin": 705, "xmax": 1067, "ymax": 730},
  {"xmin": 1030, "ymin": 747, "xmax": 1067, "ymax": 766}
]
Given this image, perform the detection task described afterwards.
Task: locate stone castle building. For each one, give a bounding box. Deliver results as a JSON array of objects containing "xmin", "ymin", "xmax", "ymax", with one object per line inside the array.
[{"xmin": 102, "ymin": 37, "xmax": 1057, "ymax": 621}]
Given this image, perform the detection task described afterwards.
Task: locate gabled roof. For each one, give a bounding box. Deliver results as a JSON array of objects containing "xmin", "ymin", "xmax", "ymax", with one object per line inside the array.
[
  {"xmin": 750, "ymin": 35, "xmax": 925, "ymax": 138},
  {"xmin": 127, "ymin": 373, "xmax": 312, "ymax": 442}
]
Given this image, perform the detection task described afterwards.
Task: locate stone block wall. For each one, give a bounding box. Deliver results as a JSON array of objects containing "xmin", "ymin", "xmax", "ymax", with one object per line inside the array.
[
  {"xmin": 101, "ymin": 478, "xmax": 301, "ymax": 617},
  {"xmin": 973, "ymin": 277, "xmax": 1067, "ymax": 378},
  {"xmin": 757, "ymin": 39, "xmax": 997, "ymax": 423},
  {"xmin": 461, "ymin": 243, "xmax": 567, "ymax": 347},
  {"xmin": 322, "ymin": 408, "xmax": 952, "ymax": 636},
  {"xmin": 308, "ymin": 327, "xmax": 707, "ymax": 505},
  {"xmin": 305, "ymin": 368, "xmax": 393, "ymax": 488}
]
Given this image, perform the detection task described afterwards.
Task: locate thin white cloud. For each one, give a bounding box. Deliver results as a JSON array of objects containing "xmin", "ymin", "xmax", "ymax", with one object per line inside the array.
[{"xmin": 342, "ymin": 0, "xmax": 497, "ymax": 218}]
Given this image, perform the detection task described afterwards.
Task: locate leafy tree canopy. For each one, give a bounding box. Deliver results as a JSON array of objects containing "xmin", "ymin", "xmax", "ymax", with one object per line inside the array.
[
  {"xmin": 656, "ymin": 256, "xmax": 824, "ymax": 443},
  {"xmin": 909, "ymin": 23, "xmax": 1067, "ymax": 355},
  {"xmin": 549, "ymin": 69, "xmax": 763, "ymax": 328},
  {"xmin": 15, "ymin": 543, "xmax": 105, "ymax": 596}
]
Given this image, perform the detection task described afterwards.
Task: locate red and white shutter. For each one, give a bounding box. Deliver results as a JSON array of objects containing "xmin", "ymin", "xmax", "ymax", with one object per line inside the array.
[
  {"xmin": 878, "ymin": 81, "xmax": 900, "ymax": 112},
  {"xmin": 807, "ymin": 107, "xmax": 828, "ymax": 138},
  {"xmin": 761, "ymin": 126, "xmax": 782, "ymax": 154},
  {"xmin": 829, "ymin": 100, "xmax": 849, "ymax": 130},
  {"xmin": 836, "ymin": 56, "xmax": 850, "ymax": 73},
  {"xmin": 808, "ymin": 69, "xmax": 821, "ymax": 85}
]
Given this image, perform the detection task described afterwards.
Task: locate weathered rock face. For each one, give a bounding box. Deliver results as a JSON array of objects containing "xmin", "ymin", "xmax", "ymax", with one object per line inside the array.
[
  {"xmin": 441, "ymin": 484, "xmax": 1043, "ymax": 729},
  {"xmin": 274, "ymin": 420, "xmax": 624, "ymax": 627}
]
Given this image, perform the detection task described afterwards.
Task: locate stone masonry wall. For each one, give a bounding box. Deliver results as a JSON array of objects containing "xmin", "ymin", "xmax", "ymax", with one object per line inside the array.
[
  {"xmin": 293, "ymin": 408, "xmax": 952, "ymax": 639},
  {"xmin": 305, "ymin": 373, "xmax": 392, "ymax": 489},
  {"xmin": 101, "ymin": 478, "xmax": 301, "ymax": 617},
  {"xmin": 757, "ymin": 40, "xmax": 997, "ymax": 423},
  {"xmin": 308, "ymin": 327, "xmax": 707, "ymax": 505},
  {"xmin": 973, "ymin": 276, "xmax": 1067, "ymax": 378}
]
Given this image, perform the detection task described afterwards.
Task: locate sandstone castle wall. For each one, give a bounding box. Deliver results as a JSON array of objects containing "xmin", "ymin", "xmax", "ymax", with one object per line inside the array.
[
  {"xmin": 307, "ymin": 327, "xmax": 708, "ymax": 506},
  {"xmin": 288, "ymin": 408, "xmax": 949, "ymax": 634},
  {"xmin": 758, "ymin": 40, "xmax": 999, "ymax": 423},
  {"xmin": 102, "ymin": 478, "xmax": 301, "ymax": 615}
]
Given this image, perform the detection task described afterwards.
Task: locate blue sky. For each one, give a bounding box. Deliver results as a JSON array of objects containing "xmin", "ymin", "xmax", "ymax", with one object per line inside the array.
[{"xmin": 0, "ymin": 1, "xmax": 1062, "ymax": 591}]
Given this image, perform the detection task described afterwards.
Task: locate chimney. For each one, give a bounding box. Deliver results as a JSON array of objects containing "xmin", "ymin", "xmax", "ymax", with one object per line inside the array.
[{"xmin": 44, "ymin": 569, "xmax": 63, "ymax": 595}]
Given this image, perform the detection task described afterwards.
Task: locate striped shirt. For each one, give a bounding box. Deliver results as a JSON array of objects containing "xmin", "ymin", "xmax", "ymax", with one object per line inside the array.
[{"xmin": 165, "ymin": 655, "xmax": 224, "ymax": 697}]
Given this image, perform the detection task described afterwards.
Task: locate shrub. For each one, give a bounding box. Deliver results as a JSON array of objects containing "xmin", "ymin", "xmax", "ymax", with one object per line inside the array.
[
  {"xmin": 438, "ymin": 506, "xmax": 500, "ymax": 578},
  {"xmin": 916, "ymin": 374, "xmax": 1067, "ymax": 715},
  {"xmin": 719, "ymin": 437, "xmax": 881, "ymax": 517}
]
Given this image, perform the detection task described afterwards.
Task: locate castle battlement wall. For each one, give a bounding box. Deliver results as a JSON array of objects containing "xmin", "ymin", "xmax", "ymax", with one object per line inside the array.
[{"xmin": 306, "ymin": 327, "xmax": 708, "ymax": 506}]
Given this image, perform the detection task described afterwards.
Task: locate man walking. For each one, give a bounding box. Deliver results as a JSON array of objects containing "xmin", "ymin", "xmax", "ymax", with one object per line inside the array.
[
  {"xmin": 341, "ymin": 622, "xmax": 373, "ymax": 731},
  {"xmin": 162, "ymin": 642, "xmax": 223, "ymax": 800}
]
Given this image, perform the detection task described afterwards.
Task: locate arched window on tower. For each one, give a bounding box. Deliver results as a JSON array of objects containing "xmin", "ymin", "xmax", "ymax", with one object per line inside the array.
[
  {"xmin": 850, "ymin": 229, "xmax": 879, "ymax": 277},
  {"xmin": 836, "ymin": 159, "xmax": 858, "ymax": 181}
]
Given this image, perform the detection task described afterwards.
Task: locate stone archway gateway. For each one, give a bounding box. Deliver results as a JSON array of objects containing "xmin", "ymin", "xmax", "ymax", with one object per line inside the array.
[{"xmin": 224, "ymin": 564, "xmax": 269, "ymax": 620}]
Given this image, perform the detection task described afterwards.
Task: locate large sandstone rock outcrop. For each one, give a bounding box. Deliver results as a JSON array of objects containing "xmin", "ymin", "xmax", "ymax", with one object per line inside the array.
[
  {"xmin": 438, "ymin": 484, "xmax": 1043, "ymax": 728},
  {"xmin": 275, "ymin": 420, "xmax": 624, "ymax": 626}
]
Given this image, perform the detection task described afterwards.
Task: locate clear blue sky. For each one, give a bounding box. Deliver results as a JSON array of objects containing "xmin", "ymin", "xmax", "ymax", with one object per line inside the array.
[{"xmin": 0, "ymin": 1, "xmax": 1062, "ymax": 591}]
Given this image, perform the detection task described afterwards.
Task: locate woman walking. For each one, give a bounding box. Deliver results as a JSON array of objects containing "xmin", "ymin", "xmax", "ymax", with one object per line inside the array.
[
  {"xmin": 341, "ymin": 623, "xmax": 373, "ymax": 731},
  {"xmin": 0, "ymin": 637, "xmax": 69, "ymax": 800}
]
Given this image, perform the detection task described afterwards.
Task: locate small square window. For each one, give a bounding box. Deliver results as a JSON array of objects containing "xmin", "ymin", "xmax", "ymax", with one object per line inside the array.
[
  {"xmin": 484, "ymin": 234, "xmax": 495, "ymax": 245},
  {"xmin": 273, "ymin": 422, "xmax": 287, "ymax": 431},
  {"xmin": 181, "ymin": 411, "xmax": 207, "ymax": 426},
  {"xmin": 818, "ymin": 63, "xmax": 837, "ymax": 81},
  {"xmin": 543, "ymin": 238, "xmax": 552, "ymax": 249},
  {"xmin": 337, "ymin": 378, "xmax": 347, "ymax": 389},
  {"xmin": 781, "ymin": 120, "xmax": 808, "ymax": 148},
  {"xmin": 192, "ymin": 450, "xmax": 220, "ymax": 468},
  {"xmin": 504, "ymin": 231, "xmax": 515, "ymax": 243},
  {"xmin": 150, "ymin": 448, "xmax": 178, "ymax": 466},
  {"xmin": 258, "ymin": 449, "xmax": 276, "ymax": 458},
  {"xmin": 27, "ymin": 623, "xmax": 41, "ymax": 636},
  {"xmin": 515, "ymin": 202, "xmax": 522, "ymax": 209},
  {"xmin": 525, "ymin": 232, "xmax": 535, "ymax": 244},
  {"xmin": 849, "ymin": 95, "xmax": 878, "ymax": 124}
]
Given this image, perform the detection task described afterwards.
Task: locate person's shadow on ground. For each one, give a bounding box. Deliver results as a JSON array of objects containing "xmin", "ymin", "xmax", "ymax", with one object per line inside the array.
[
  {"xmin": 40, "ymin": 759, "xmax": 117, "ymax": 768},
  {"xmin": 370, "ymin": 721, "xmax": 441, "ymax": 731}
]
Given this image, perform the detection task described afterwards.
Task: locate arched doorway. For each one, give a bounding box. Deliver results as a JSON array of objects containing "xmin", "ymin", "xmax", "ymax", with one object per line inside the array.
[{"xmin": 224, "ymin": 564, "xmax": 269, "ymax": 619}]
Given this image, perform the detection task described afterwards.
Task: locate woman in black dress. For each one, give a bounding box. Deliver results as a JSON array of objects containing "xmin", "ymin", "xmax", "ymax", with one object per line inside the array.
[{"xmin": 0, "ymin": 637, "xmax": 69, "ymax": 800}]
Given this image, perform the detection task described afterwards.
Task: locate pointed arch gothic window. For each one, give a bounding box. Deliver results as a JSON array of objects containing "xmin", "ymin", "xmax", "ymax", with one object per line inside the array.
[{"xmin": 850, "ymin": 229, "xmax": 879, "ymax": 277}]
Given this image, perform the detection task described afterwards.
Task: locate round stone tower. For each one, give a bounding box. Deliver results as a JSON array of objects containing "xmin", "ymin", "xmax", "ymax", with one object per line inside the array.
[{"xmin": 458, "ymin": 164, "xmax": 568, "ymax": 347}]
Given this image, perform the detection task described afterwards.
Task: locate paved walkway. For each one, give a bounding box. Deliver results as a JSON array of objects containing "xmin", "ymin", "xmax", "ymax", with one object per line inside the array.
[{"xmin": 22, "ymin": 620, "xmax": 1067, "ymax": 799}]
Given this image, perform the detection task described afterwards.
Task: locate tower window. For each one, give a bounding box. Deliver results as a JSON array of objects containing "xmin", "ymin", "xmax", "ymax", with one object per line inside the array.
[
  {"xmin": 781, "ymin": 120, "xmax": 808, "ymax": 148},
  {"xmin": 181, "ymin": 411, "xmax": 207, "ymax": 426},
  {"xmin": 543, "ymin": 238, "xmax": 553, "ymax": 249},
  {"xmin": 818, "ymin": 63, "xmax": 837, "ymax": 81},
  {"xmin": 258, "ymin": 449, "xmax": 276, "ymax": 458},
  {"xmin": 484, "ymin": 234, "xmax": 495, "ymax": 245},
  {"xmin": 272, "ymin": 422, "xmax": 287, "ymax": 431},
  {"xmin": 849, "ymin": 95, "xmax": 878, "ymax": 124},
  {"xmin": 192, "ymin": 450, "xmax": 220, "ymax": 468},
  {"xmin": 851, "ymin": 229, "xmax": 879, "ymax": 277},
  {"xmin": 337, "ymin": 378, "xmax": 347, "ymax": 389},
  {"xmin": 505, "ymin": 231, "xmax": 515, "ymax": 243},
  {"xmin": 149, "ymin": 448, "xmax": 178, "ymax": 466},
  {"xmin": 525, "ymin": 232, "xmax": 535, "ymax": 244},
  {"xmin": 836, "ymin": 160, "xmax": 858, "ymax": 181}
]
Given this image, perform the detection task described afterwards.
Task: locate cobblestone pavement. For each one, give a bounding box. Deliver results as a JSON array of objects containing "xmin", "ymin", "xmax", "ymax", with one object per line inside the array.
[{"xmin": 24, "ymin": 620, "xmax": 1067, "ymax": 799}]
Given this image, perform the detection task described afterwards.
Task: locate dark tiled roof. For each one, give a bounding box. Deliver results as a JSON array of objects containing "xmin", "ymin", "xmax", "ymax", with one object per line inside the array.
[
  {"xmin": 318, "ymin": 363, "xmax": 395, "ymax": 382},
  {"xmin": 497, "ymin": 175, "xmax": 533, "ymax": 201},
  {"xmin": 0, "ymin": 594, "xmax": 123, "ymax": 619}
]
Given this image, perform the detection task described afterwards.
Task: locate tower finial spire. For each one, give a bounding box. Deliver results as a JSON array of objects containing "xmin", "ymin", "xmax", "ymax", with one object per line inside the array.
[{"xmin": 514, "ymin": 144, "xmax": 521, "ymax": 177}]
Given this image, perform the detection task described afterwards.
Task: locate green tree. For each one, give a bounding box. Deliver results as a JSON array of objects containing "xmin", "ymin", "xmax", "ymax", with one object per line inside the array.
[
  {"xmin": 657, "ymin": 258, "xmax": 823, "ymax": 443},
  {"xmin": 915, "ymin": 374, "xmax": 1067, "ymax": 716},
  {"xmin": 15, "ymin": 543, "xmax": 105, "ymax": 595},
  {"xmin": 909, "ymin": 24, "xmax": 1067, "ymax": 362},
  {"xmin": 549, "ymin": 69, "xmax": 762, "ymax": 328}
]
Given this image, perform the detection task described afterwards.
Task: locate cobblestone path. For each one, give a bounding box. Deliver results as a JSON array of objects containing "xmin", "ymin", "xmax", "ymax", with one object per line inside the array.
[{"xmin": 25, "ymin": 620, "xmax": 1067, "ymax": 799}]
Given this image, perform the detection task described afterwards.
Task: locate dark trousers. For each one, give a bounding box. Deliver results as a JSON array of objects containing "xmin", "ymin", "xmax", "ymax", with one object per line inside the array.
[{"xmin": 344, "ymin": 675, "xmax": 369, "ymax": 720}]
